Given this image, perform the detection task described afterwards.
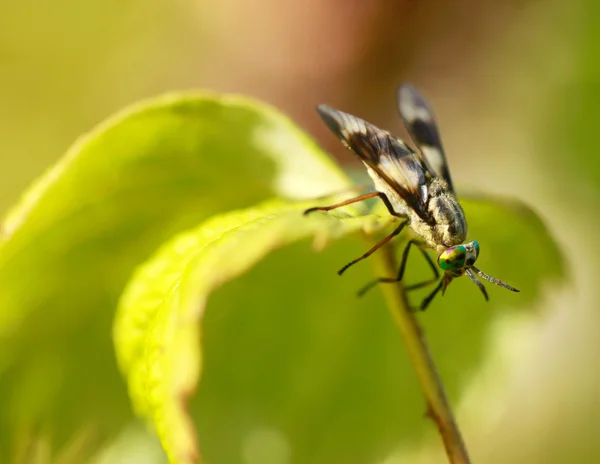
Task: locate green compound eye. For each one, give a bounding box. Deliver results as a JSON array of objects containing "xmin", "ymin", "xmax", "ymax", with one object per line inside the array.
[
  {"xmin": 438, "ymin": 245, "xmax": 467, "ymax": 271},
  {"xmin": 438, "ymin": 241, "xmax": 480, "ymax": 272}
]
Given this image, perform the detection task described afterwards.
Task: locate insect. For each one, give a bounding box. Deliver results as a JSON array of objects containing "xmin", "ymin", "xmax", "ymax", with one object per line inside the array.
[{"xmin": 305, "ymin": 84, "xmax": 519, "ymax": 310}]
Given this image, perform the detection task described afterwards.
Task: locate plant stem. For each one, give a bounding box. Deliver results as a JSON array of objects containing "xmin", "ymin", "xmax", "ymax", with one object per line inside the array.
[{"xmin": 376, "ymin": 244, "xmax": 472, "ymax": 464}]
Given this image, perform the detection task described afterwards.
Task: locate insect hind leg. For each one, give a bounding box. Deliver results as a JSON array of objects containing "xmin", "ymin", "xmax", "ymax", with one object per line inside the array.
[
  {"xmin": 357, "ymin": 239, "xmax": 439, "ymax": 297},
  {"xmin": 304, "ymin": 191, "xmax": 404, "ymax": 218}
]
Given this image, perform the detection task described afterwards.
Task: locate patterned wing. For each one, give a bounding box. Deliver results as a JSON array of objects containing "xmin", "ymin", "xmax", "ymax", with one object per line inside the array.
[
  {"xmin": 398, "ymin": 84, "xmax": 455, "ymax": 193},
  {"xmin": 317, "ymin": 104, "xmax": 431, "ymax": 219}
]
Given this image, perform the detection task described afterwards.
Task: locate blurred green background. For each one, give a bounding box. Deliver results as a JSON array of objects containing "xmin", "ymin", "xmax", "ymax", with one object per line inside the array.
[{"xmin": 1, "ymin": 0, "xmax": 598, "ymax": 463}]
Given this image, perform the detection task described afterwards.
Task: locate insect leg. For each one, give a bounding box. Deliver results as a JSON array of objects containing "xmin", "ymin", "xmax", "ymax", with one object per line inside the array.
[
  {"xmin": 357, "ymin": 240, "xmax": 438, "ymax": 297},
  {"xmin": 304, "ymin": 191, "xmax": 404, "ymax": 218},
  {"xmin": 400, "ymin": 241, "xmax": 439, "ymax": 284},
  {"xmin": 404, "ymin": 247, "xmax": 440, "ymax": 291},
  {"xmin": 338, "ymin": 220, "xmax": 408, "ymax": 276},
  {"xmin": 418, "ymin": 279, "xmax": 445, "ymax": 311}
]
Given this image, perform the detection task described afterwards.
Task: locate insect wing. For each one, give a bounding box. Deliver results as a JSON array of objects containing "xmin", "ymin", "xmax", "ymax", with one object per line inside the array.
[
  {"xmin": 317, "ymin": 104, "xmax": 431, "ymax": 218},
  {"xmin": 398, "ymin": 84, "xmax": 455, "ymax": 193}
]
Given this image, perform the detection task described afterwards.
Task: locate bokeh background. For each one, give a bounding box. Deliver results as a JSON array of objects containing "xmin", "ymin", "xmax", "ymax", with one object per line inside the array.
[{"xmin": 1, "ymin": 0, "xmax": 598, "ymax": 463}]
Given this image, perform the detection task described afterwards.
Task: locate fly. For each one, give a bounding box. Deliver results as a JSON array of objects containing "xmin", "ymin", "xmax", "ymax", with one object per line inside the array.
[{"xmin": 305, "ymin": 84, "xmax": 519, "ymax": 310}]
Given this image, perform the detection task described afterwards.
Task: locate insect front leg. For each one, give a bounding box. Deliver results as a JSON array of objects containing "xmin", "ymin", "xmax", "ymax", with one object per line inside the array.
[
  {"xmin": 403, "ymin": 242, "xmax": 440, "ymax": 292},
  {"xmin": 417, "ymin": 279, "xmax": 445, "ymax": 311},
  {"xmin": 357, "ymin": 239, "xmax": 438, "ymax": 297}
]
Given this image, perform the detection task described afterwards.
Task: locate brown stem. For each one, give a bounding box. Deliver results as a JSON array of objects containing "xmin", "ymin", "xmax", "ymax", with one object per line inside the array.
[{"xmin": 374, "ymin": 244, "xmax": 471, "ymax": 464}]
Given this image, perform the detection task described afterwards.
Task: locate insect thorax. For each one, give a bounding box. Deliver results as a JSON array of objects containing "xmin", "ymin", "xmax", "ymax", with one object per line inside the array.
[{"xmin": 411, "ymin": 178, "xmax": 467, "ymax": 250}]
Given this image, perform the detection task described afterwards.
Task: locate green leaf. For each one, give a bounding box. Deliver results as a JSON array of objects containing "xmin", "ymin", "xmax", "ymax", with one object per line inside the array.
[
  {"xmin": 113, "ymin": 198, "xmax": 372, "ymax": 464},
  {"xmin": 0, "ymin": 87, "xmax": 565, "ymax": 464},
  {"xmin": 0, "ymin": 92, "xmax": 351, "ymax": 460},
  {"xmin": 115, "ymin": 192, "xmax": 563, "ymax": 464}
]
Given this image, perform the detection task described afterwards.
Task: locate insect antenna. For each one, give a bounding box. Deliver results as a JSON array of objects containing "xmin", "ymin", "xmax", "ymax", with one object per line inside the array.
[
  {"xmin": 465, "ymin": 269, "xmax": 489, "ymax": 301},
  {"xmin": 471, "ymin": 266, "xmax": 520, "ymax": 293}
]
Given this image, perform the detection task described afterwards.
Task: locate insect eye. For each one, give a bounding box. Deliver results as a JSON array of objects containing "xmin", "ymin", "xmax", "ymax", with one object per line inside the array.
[{"xmin": 438, "ymin": 245, "xmax": 467, "ymax": 271}]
